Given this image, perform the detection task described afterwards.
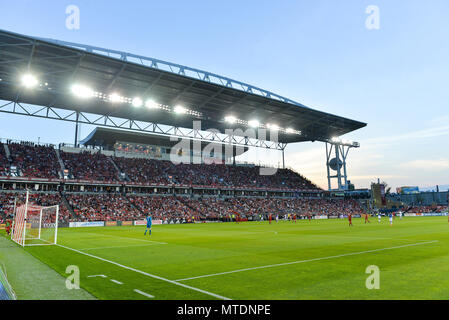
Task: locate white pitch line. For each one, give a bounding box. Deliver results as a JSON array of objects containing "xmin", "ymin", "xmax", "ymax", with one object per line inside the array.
[
  {"xmin": 79, "ymin": 243, "xmax": 164, "ymax": 251},
  {"xmin": 175, "ymin": 240, "xmax": 438, "ymax": 282},
  {"xmin": 134, "ymin": 289, "xmax": 154, "ymax": 299},
  {"xmin": 56, "ymin": 244, "xmax": 230, "ymax": 300},
  {"xmin": 110, "ymin": 279, "xmax": 123, "ymax": 285},
  {"xmin": 87, "ymin": 274, "xmax": 107, "ymax": 278}
]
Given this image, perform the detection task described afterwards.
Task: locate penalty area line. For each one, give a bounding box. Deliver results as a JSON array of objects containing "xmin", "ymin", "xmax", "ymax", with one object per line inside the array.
[
  {"xmin": 134, "ymin": 289, "xmax": 154, "ymax": 298},
  {"xmin": 56, "ymin": 244, "xmax": 230, "ymax": 300},
  {"xmin": 175, "ymin": 240, "xmax": 439, "ymax": 282}
]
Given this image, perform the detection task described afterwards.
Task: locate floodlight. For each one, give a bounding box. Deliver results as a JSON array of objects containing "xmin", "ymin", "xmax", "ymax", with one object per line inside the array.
[
  {"xmin": 248, "ymin": 120, "xmax": 259, "ymax": 128},
  {"xmin": 331, "ymin": 137, "xmax": 341, "ymax": 142},
  {"xmin": 109, "ymin": 93, "xmax": 122, "ymax": 103},
  {"xmin": 21, "ymin": 74, "xmax": 38, "ymax": 88},
  {"xmin": 145, "ymin": 99, "xmax": 158, "ymax": 109},
  {"xmin": 71, "ymin": 84, "xmax": 94, "ymax": 98},
  {"xmin": 132, "ymin": 97, "xmax": 143, "ymax": 107},
  {"xmin": 225, "ymin": 116, "xmax": 237, "ymax": 124},
  {"xmin": 267, "ymin": 123, "xmax": 279, "ymax": 131},
  {"xmin": 174, "ymin": 105, "xmax": 186, "ymax": 114},
  {"xmin": 286, "ymin": 128, "xmax": 295, "ymax": 134}
]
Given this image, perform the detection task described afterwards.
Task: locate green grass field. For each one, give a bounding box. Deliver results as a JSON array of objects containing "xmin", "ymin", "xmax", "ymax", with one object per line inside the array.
[{"xmin": 2, "ymin": 216, "xmax": 449, "ymax": 300}]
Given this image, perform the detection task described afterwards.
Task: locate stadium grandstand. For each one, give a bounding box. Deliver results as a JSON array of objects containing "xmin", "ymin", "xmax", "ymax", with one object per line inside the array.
[{"xmin": 0, "ymin": 28, "xmax": 371, "ymax": 225}]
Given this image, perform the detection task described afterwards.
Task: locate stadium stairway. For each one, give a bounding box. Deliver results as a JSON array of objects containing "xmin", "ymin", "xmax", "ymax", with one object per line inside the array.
[
  {"xmin": 54, "ymin": 149, "xmax": 66, "ymax": 179},
  {"xmin": 109, "ymin": 157, "xmax": 129, "ymax": 182},
  {"xmin": 2, "ymin": 144, "xmax": 11, "ymax": 163},
  {"xmin": 61, "ymin": 193, "xmax": 79, "ymax": 220}
]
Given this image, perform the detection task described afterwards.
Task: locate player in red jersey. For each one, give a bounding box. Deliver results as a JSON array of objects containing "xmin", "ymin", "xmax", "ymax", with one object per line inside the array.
[
  {"xmin": 292, "ymin": 214, "xmax": 297, "ymax": 223},
  {"xmin": 269, "ymin": 214, "xmax": 272, "ymax": 224},
  {"xmin": 348, "ymin": 213, "xmax": 353, "ymax": 227},
  {"xmin": 236, "ymin": 212, "xmax": 240, "ymax": 224},
  {"xmin": 308, "ymin": 214, "xmax": 312, "ymax": 222},
  {"xmin": 364, "ymin": 213, "xmax": 370, "ymax": 224}
]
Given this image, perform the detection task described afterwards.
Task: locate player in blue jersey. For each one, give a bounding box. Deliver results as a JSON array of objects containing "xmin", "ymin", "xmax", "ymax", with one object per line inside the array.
[
  {"xmin": 388, "ymin": 213, "xmax": 393, "ymax": 226},
  {"xmin": 144, "ymin": 215, "xmax": 152, "ymax": 235}
]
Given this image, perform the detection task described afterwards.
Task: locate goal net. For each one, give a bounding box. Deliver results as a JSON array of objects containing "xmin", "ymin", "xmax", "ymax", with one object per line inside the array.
[{"xmin": 11, "ymin": 192, "xmax": 59, "ymax": 247}]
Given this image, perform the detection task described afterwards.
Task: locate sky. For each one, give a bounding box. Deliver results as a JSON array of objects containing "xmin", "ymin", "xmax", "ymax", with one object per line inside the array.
[{"xmin": 0, "ymin": 0, "xmax": 448, "ymax": 191}]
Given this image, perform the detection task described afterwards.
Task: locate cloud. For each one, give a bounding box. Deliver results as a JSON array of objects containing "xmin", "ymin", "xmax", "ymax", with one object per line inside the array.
[
  {"xmin": 429, "ymin": 114, "xmax": 449, "ymax": 126},
  {"xmin": 401, "ymin": 158, "xmax": 449, "ymax": 170},
  {"xmin": 363, "ymin": 125, "xmax": 449, "ymax": 145},
  {"xmin": 349, "ymin": 174, "xmax": 406, "ymax": 180}
]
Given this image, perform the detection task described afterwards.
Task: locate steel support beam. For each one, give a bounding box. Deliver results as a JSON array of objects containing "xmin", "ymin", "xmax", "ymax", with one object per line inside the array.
[
  {"xmin": 325, "ymin": 141, "xmax": 357, "ymax": 191},
  {"xmin": 0, "ymin": 101, "xmax": 286, "ymax": 151}
]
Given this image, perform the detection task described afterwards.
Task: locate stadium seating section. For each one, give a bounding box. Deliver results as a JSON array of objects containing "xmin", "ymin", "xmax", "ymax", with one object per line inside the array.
[
  {"xmin": 0, "ymin": 141, "xmax": 415, "ymax": 224},
  {"xmin": 0, "ymin": 142, "xmax": 319, "ymax": 189},
  {"xmin": 61, "ymin": 151, "xmax": 118, "ymax": 181},
  {"xmin": 0, "ymin": 143, "xmax": 8, "ymax": 176},
  {"xmin": 8, "ymin": 142, "xmax": 60, "ymax": 179}
]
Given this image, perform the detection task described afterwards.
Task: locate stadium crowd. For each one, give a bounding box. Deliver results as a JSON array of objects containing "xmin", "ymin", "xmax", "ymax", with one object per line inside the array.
[
  {"xmin": 115, "ymin": 156, "xmax": 319, "ymax": 190},
  {"xmin": 2, "ymin": 190, "xmax": 449, "ymax": 225},
  {"xmin": 8, "ymin": 142, "xmax": 60, "ymax": 179},
  {"xmin": 61, "ymin": 151, "xmax": 118, "ymax": 181},
  {"xmin": 407, "ymin": 205, "xmax": 449, "ymax": 213},
  {"xmin": 0, "ymin": 142, "xmax": 319, "ymax": 190},
  {"xmin": 128, "ymin": 195, "xmax": 201, "ymax": 222},
  {"xmin": 0, "ymin": 192, "xmax": 71, "ymax": 223},
  {"xmin": 66, "ymin": 193, "xmax": 142, "ymax": 221},
  {"xmin": 0, "ymin": 141, "xmax": 446, "ymax": 226},
  {"xmin": 0, "ymin": 142, "xmax": 9, "ymax": 176},
  {"xmin": 114, "ymin": 157, "xmax": 172, "ymax": 185}
]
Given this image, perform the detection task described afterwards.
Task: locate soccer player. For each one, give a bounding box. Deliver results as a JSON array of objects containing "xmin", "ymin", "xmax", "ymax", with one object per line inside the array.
[
  {"xmin": 308, "ymin": 214, "xmax": 312, "ymax": 222},
  {"xmin": 388, "ymin": 213, "xmax": 393, "ymax": 226},
  {"xmin": 144, "ymin": 215, "xmax": 152, "ymax": 236},
  {"xmin": 364, "ymin": 213, "xmax": 370, "ymax": 224},
  {"xmin": 5, "ymin": 219, "xmax": 12, "ymax": 236},
  {"xmin": 378, "ymin": 212, "xmax": 382, "ymax": 223},
  {"xmin": 292, "ymin": 214, "xmax": 297, "ymax": 223},
  {"xmin": 269, "ymin": 214, "xmax": 272, "ymax": 224},
  {"xmin": 276, "ymin": 214, "xmax": 279, "ymax": 223},
  {"xmin": 348, "ymin": 213, "xmax": 353, "ymax": 227}
]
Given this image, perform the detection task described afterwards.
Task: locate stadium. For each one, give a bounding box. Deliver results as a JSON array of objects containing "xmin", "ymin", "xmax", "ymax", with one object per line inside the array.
[{"xmin": 0, "ymin": 22, "xmax": 448, "ymax": 305}]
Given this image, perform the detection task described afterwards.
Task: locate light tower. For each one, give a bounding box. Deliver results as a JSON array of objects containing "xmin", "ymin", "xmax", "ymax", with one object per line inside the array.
[{"xmin": 325, "ymin": 137, "xmax": 360, "ymax": 191}]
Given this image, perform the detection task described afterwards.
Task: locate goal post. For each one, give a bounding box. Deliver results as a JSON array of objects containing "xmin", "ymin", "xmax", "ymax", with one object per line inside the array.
[{"xmin": 11, "ymin": 192, "xmax": 59, "ymax": 247}]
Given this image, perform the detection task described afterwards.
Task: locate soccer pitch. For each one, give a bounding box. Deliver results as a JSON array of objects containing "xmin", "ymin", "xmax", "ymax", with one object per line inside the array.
[{"xmin": 4, "ymin": 217, "xmax": 449, "ymax": 300}]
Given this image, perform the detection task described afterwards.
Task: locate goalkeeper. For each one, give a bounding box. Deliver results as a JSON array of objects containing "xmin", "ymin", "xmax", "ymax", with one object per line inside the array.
[{"xmin": 144, "ymin": 215, "xmax": 152, "ymax": 236}]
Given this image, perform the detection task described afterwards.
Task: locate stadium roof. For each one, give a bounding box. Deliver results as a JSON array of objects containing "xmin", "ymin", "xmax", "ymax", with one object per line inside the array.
[
  {"xmin": 80, "ymin": 127, "xmax": 249, "ymax": 156},
  {"xmin": 0, "ymin": 28, "xmax": 366, "ymax": 144}
]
